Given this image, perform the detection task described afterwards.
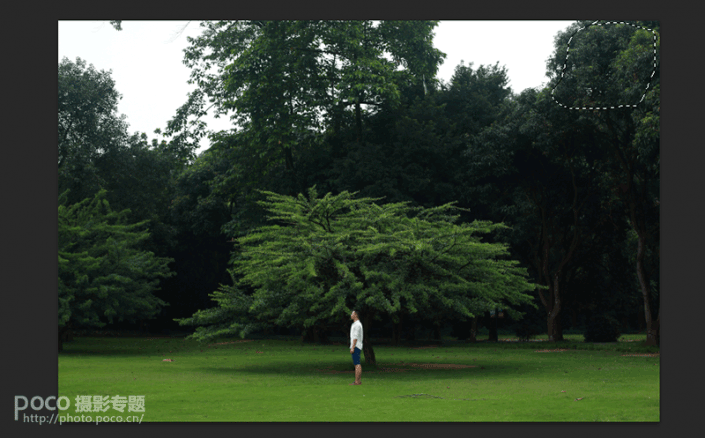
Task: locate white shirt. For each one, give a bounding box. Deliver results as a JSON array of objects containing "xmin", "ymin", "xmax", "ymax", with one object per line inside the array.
[{"xmin": 350, "ymin": 320, "xmax": 363, "ymax": 350}]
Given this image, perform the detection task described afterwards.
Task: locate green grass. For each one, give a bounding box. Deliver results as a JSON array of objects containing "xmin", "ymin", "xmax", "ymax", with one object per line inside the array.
[{"xmin": 58, "ymin": 335, "xmax": 659, "ymax": 422}]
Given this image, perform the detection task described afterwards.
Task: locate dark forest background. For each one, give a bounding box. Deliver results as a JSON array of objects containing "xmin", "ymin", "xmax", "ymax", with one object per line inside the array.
[{"xmin": 58, "ymin": 20, "xmax": 659, "ymax": 350}]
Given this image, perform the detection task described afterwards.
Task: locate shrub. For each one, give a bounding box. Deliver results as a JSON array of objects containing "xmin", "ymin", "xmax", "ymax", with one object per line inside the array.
[
  {"xmin": 514, "ymin": 322, "xmax": 539, "ymax": 341},
  {"xmin": 583, "ymin": 315, "xmax": 621, "ymax": 343}
]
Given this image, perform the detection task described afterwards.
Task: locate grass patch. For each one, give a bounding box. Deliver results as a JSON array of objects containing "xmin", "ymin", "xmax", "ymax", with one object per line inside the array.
[{"xmin": 58, "ymin": 336, "xmax": 659, "ymax": 422}]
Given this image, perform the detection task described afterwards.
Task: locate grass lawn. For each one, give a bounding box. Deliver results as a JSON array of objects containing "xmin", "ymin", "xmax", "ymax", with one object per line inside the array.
[{"xmin": 58, "ymin": 333, "xmax": 659, "ymax": 422}]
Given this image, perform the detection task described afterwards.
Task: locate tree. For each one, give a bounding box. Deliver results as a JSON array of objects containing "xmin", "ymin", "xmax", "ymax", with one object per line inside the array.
[
  {"xmin": 58, "ymin": 189, "xmax": 174, "ymax": 351},
  {"xmin": 463, "ymin": 85, "xmax": 614, "ymax": 341},
  {"xmin": 327, "ymin": 79, "xmax": 464, "ymax": 210},
  {"xmin": 440, "ymin": 61, "xmax": 512, "ymax": 139},
  {"xmin": 59, "ymin": 57, "xmax": 130, "ymax": 205},
  {"xmin": 546, "ymin": 20, "xmax": 660, "ymax": 344},
  {"xmin": 177, "ymin": 187, "xmax": 539, "ymax": 365},
  {"xmin": 166, "ymin": 20, "xmax": 445, "ymax": 196}
]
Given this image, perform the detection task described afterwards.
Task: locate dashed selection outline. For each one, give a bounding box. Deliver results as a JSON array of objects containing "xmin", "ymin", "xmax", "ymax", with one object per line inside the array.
[{"xmin": 550, "ymin": 20, "xmax": 659, "ymax": 111}]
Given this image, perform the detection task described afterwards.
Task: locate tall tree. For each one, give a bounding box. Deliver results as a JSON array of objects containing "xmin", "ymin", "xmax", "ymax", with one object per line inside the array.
[
  {"xmin": 328, "ymin": 79, "xmax": 464, "ymax": 209},
  {"xmin": 58, "ymin": 57, "xmax": 129, "ymax": 205},
  {"xmin": 546, "ymin": 20, "xmax": 660, "ymax": 344},
  {"xmin": 169, "ymin": 20, "xmax": 445, "ymax": 194},
  {"xmin": 58, "ymin": 190, "xmax": 174, "ymax": 351},
  {"xmin": 464, "ymin": 86, "xmax": 612, "ymax": 341},
  {"xmin": 177, "ymin": 187, "xmax": 539, "ymax": 364},
  {"xmin": 440, "ymin": 61, "xmax": 512, "ymax": 139}
]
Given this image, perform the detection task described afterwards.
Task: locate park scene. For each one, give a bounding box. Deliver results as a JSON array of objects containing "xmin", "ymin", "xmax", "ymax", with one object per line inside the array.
[{"xmin": 58, "ymin": 20, "xmax": 660, "ymax": 422}]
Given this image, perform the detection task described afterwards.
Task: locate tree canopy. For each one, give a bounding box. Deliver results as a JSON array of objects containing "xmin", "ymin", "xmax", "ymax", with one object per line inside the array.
[
  {"xmin": 58, "ymin": 189, "xmax": 174, "ymax": 350},
  {"xmin": 177, "ymin": 187, "xmax": 539, "ymax": 364},
  {"xmin": 59, "ymin": 57, "xmax": 129, "ymax": 204}
]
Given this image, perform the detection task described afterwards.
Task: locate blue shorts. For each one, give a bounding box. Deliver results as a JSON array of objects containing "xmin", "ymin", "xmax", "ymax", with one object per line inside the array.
[{"xmin": 351, "ymin": 347, "xmax": 361, "ymax": 365}]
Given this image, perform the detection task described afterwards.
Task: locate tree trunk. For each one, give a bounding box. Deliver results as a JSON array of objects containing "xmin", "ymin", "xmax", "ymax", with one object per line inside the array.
[
  {"xmin": 636, "ymin": 231, "xmax": 659, "ymax": 346},
  {"xmin": 301, "ymin": 325, "xmax": 329, "ymax": 344},
  {"xmin": 355, "ymin": 99, "xmax": 363, "ymax": 142},
  {"xmin": 547, "ymin": 314, "xmax": 557, "ymax": 342},
  {"xmin": 433, "ymin": 323, "xmax": 442, "ymax": 341},
  {"xmin": 487, "ymin": 311, "xmax": 498, "ymax": 342},
  {"xmin": 58, "ymin": 325, "xmax": 73, "ymax": 352},
  {"xmin": 547, "ymin": 308, "xmax": 564, "ymax": 341},
  {"xmin": 547, "ymin": 272, "xmax": 564, "ymax": 341},
  {"xmin": 283, "ymin": 145, "xmax": 300, "ymax": 196},
  {"xmin": 342, "ymin": 321, "xmax": 351, "ymax": 344},
  {"xmin": 301, "ymin": 326, "xmax": 315, "ymax": 343},
  {"xmin": 407, "ymin": 320, "xmax": 416, "ymax": 341},
  {"xmin": 392, "ymin": 318, "xmax": 402, "ymax": 345},
  {"xmin": 605, "ymin": 113, "xmax": 659, "ymax": 345},
  {"xmin": 313, "ymin": 326, "xmax": 329, "ymax": 344},
  {"xmin": 362, "ymin": 314, "xmax": 376, "ymax": 365},
  {"xmin": 650, "ymin": 315, "xmax": 660, "ymax": 346},
  {"xmin": 468, "ymin": 318, "xmax": 478, "ymax": 343}
]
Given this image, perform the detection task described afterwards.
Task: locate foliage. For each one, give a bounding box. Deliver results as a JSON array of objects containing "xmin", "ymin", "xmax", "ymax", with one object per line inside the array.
[
  {"xmin": 440, "ymin": 61, "xmax": 512, "ymax": 138},
  {"xmin": 546, "ymin": 20, "xmax": 660, "ymax": 344},
  {"xmin": 583, "ymin": 314, "xmax": 622, "ymax": 343},
  {"xmin": 180, "ymin": 20, "xmax": 445, "ymax": 129},
  {"xmin": 58, "ymin": 190, "xmax": 174, "ymax": 336},
  {"xmin": 177, "ymin": 187, "xmax": 539, "ymax": 346},
  {"xmin": 513, "ymin": 324, "xmax": 539, "ymax": 342},
  {"xmin": 58, "ymin": 57, "xmax": 130, "ymax": 205},
  {"xmin": 328, "ymin": 88, "xmax": 465, "ymax": 209},
  {"xmin": 165, "ymin": 21, "xmax": 446, "ymax": 196},
  {"xmin": 59, "ymin": 57, "xmax": 191, "ymax": 258}
]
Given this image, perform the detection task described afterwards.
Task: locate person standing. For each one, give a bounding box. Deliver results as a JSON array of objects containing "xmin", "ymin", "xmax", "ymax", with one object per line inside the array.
[{"xmin": 349, "ymin": 310, "xmax": 363, "ymax": 385}]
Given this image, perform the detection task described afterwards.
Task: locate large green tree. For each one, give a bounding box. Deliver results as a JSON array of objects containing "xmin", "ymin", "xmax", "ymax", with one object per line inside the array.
[
  {"xmin": 58, "ymin": 190, "xmax": 174, "ymax": 350},
  {"xmin": 177, "ymin": 187, "xmax": 538, "ymax": 364},
  {"xmin": 59, "ymin": 57, "xmax": 130, "ymax": 205},
  {"xmin": 166, "ymin": 20, "xmax": 445, "ymax": 195},
  {"xmin": 546, "ymin": 20, "xmax": 660, "ymax": 344}
]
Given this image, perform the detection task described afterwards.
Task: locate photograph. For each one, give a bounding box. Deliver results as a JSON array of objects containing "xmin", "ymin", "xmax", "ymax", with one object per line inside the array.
[{"xmin": 52, "ymin": 19, "xmax": 660, "ymax": 423}]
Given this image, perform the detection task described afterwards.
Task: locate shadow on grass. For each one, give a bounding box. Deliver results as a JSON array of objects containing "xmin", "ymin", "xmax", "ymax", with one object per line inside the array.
[
  {"xmin": 192, "ymin": 358, "xmax": 525, "ymax": 382},
  {"xmin": 60, "ymin": 337, "xmax": 658, "ymax": 361}
]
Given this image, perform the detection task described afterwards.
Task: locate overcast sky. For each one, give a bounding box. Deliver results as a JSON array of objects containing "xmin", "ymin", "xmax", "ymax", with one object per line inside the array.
[{"xmin": 58, "ymin": 20, "xmax": 575, "ymax": 155}]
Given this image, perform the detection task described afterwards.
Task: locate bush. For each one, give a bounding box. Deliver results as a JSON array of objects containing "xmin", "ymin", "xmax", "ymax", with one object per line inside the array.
[
  {"xmin": 514, "ymin": 322, "xmax": 540, "ymax": 341},
  {"xmin": 583, "ymin": 315, "xmax": 621, "ymax": 343}
]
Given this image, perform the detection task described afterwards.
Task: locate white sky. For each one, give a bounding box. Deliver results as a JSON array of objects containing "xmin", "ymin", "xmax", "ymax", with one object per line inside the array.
[{"xmin": 58, "ymin": 20, "xmax": 575, "ymax": 156}]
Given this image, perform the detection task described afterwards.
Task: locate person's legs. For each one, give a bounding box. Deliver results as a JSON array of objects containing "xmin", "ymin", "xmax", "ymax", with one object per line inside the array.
[{"xmin": 350, "ymin": 347, "xmax": 362, "ymax": 385}]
